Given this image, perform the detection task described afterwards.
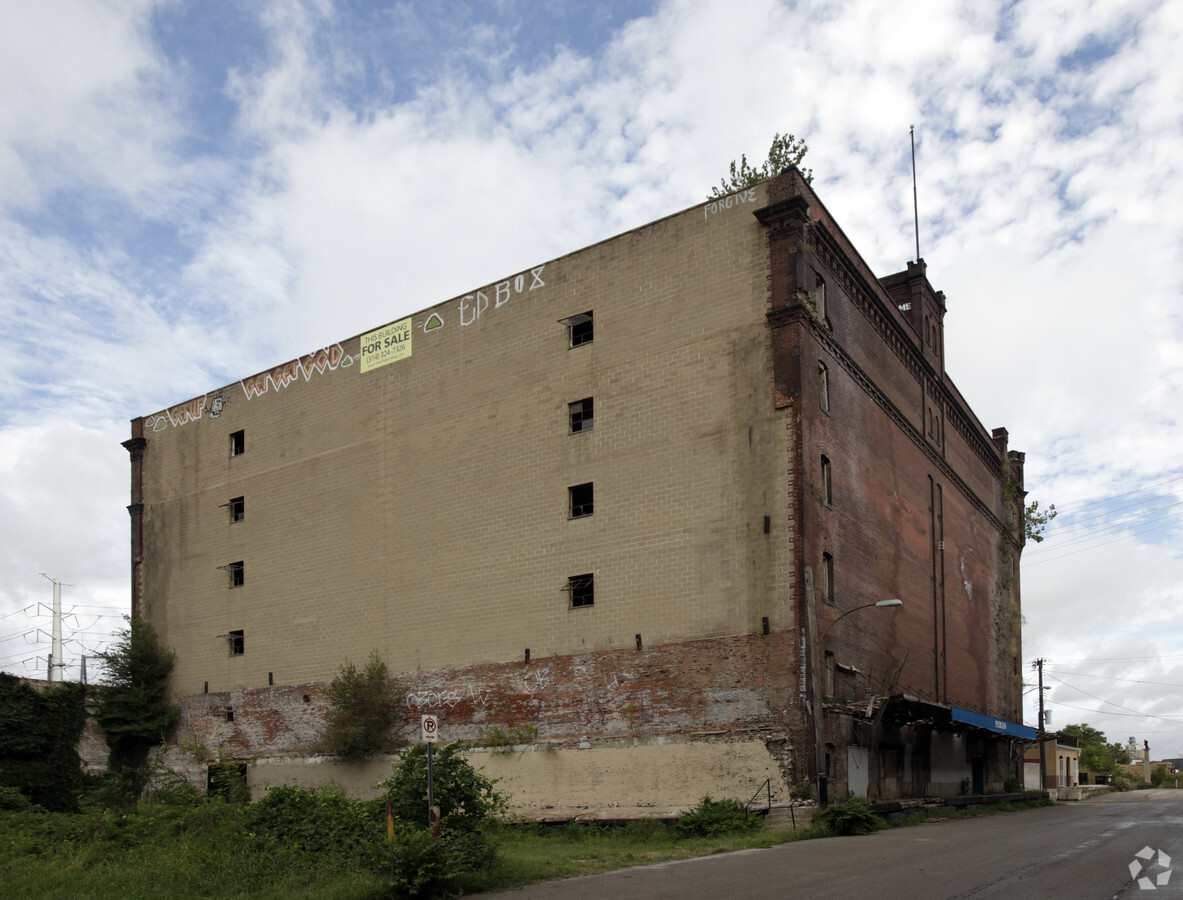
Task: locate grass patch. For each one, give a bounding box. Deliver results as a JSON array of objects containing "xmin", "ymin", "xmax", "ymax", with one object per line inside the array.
[
  {"xmin": 2, "ymin": 794, "xmax": 1054, "ymax": 897},
  {"xmin": 0, "ymin": 805, "xmax": 812, "ymax": 898}
]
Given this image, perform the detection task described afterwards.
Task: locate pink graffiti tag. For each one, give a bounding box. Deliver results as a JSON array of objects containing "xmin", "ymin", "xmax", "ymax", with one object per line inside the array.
[
  {"xmin": 298, "ymin": 344, "xmax": 346, "ymax": 380},
  {"xmin": 241, "ymin": 360, "xmax": 300, "ymax": 399},
  {"xmin": 166, "ymin": 396, "xmax": 207, "ymax": 427},
  {"xmin": 242, "ymin": 344, "xmax": 349, "ymax": 400}
]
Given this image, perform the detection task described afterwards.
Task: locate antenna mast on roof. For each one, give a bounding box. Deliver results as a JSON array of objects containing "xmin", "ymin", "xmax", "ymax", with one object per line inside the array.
[{"xmin": 910, "ymin": 125, "xmax": 920, "ymax": 263}]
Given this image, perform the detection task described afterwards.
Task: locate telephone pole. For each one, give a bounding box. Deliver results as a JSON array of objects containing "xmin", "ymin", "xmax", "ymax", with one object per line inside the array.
[{"xmin": 1035, "ymin": 658, "xmax": 1047, "ymax": 790}]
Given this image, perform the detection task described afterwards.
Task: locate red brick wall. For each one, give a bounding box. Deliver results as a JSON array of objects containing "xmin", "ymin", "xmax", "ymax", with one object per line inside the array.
[
  {"xmin": 173, "ymin": 631, "xmax": 806, "ymax": 781},
  {"xmin": 762, "ymin": 170, "xmax": 1020, "ymax": 726}
]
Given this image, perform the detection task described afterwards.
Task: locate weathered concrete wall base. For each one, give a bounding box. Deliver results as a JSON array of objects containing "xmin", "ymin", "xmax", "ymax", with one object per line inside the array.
[
  {"xmin": 472, "ymin": 739, "xmax": 789, "ymax": 812},
  {"xmin": 239, "ymin": 739, "xmax": 791, "ymax": 813}
]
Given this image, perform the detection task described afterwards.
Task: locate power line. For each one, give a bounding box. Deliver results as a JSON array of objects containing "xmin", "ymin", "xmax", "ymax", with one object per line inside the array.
[
  {"xmin": 1048, "ymin": 474, "xmax": 1183, "ymax": 516},
  {"xmin": 1023, "ymin": 514, "xmax": 1182, "ymax": 566},
  {"xmin": 1041, "ymin": 654, "xmax": 1183, "ymax": 664},
  {"xmin": 1025, "ymin": 502, "xmax": 1181, "ymax": 557},
  {"xmin": 1046, "ymin": 670, "xmax": 1183, "ymax": 690},
  {"xmin": 1035, "ymin": 496, "xmax": 1182, "ymax": 540},
  {"xmin": 1049, "ymin": 700, "xmax": 1183, "ymax": 722},
  {"xmin": 1047, "ymin": 675, "xmax": 1183, "ymax": 721}
]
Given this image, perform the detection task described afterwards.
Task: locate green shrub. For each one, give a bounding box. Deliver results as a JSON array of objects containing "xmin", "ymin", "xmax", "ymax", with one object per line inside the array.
[
  {"xmin": 365, "ymin": 825, "xmax": 493, "ymax": 897},
  {"xmin": 675, "ymin": 796, "xmax": 763, "ymax": 837},
  {"xmin": 484, "ymin": 723, "xmax": 539, "ymax": 753},
  {"xmin": 1003, "ymin": 777, "xmax": 1023, "ymax": 793},
  {"xmin": 93, "ymin": 617, "xmax": 179, "ymax": 794},
  {"xmin": 323, "ymin": 651, "xmax": 403, "ymax": 761},
  {"xmin": 814, "ymin": 798, "xmax": 883, "ymax": 835},
  {"xmin": 0, "ymin": 784, "xmax": 38, "ymax": 811},
  {"xmin": 247, "ymin": 783, "xmax": 379, "ymax": 858},
  {"xmin": 1112, "ymin": 773, "xmax": 1137, "ymax": 792},
  {"xmin": 379, "ymin": 743, "xmax": 506, "ymax": 831}
]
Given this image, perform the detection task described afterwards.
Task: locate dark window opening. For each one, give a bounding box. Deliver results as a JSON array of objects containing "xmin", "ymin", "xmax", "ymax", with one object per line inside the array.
[
  {"xmin": 230, "ymin": 496, "xmax": 245, "ymax": 523},
  {"xmin": 228, "ymin": 562, "xmax": 244, "ymax": 588},
  {"xmin": 812, "ymin": 273, "xmax": 826, "ymax": 320},
  {"xmin": 569, "ymin": 397, "xmax": 594, "ymax": 433},
  {"xmin": 569, "ymin": 482, "xmax": 594, "ymax": 518},
  {"xmin": 821, "ymin": 455, "xmax": 832, "ymax": 506},
  {"xmin": 822, "ymin": 553, "xmax": 835, "ymax": 606},
  {"xmin": 567, "ymin": 574, "xmax": 594, "ymax": 608},
  {"xmin": 230, "ymin": 430, "xmax": 245, "ymax": 456},
  {"xmin": 226, "ymin": 709, "xmax": 234, "ymax": 722},
  {"xmin": 207, "ymin": 764, "xmax": 247, "ymax": 800},
  {"xmin": 562, "ymin": 311, "xmax": 593, "ymax": 347},
  {"xmin": 818, "ymin": 362, "xmax": 830, "ymax": 413},
  {"xmin": 228, "ymin": 629, "xmax": 244, "ymax": 656}
]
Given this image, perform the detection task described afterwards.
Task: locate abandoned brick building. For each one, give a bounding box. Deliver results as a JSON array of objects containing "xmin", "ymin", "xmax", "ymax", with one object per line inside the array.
[{"xmin": 124, "ymin": 168, "xmax": 1034, "ymax": 809}]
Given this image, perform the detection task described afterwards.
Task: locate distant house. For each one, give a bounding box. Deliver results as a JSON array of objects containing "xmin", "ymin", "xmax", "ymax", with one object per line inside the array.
[{"xmin": 1024, "ymin": 733, "xmax": 1080, "ymax": 789}]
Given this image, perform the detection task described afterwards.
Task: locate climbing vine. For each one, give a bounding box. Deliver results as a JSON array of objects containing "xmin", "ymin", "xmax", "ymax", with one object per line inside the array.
[
  {"xmin": 993, "ymin": 461, "xmax": 1056, "ymax": 670},
  {"xmin": 0, "ymin": 673, "xmax": 87, "ymax": 811}
]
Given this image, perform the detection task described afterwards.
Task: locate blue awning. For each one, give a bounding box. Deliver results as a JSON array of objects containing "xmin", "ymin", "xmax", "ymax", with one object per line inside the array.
[{"xmin": 952, "ymin": 707, "xmax": 1037, "ymax": 741}]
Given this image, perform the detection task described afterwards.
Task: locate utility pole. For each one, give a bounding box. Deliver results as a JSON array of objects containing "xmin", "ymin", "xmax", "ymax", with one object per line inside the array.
[
  {"xmin": 40, "ymin": 574, "xmax": 64, "ymax": 682},
  {"xmin": 1035, "ymin": 658, "xmax": 1047, "ymax": 790}
]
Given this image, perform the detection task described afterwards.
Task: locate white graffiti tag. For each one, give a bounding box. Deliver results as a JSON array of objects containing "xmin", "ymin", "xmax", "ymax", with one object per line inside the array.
[
  {"xmin": 703, "ymin": 188, "xmax": 760, "ymax": 221},
  {"xmin": 459, "ymin": 265, "xmax": 546, "ymax": 326}
]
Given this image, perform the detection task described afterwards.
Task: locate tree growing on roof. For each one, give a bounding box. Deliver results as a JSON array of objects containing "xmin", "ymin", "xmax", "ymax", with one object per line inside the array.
[{"xmin": 709, "ymin": 132, "xmax": 812, "ymax": 198}]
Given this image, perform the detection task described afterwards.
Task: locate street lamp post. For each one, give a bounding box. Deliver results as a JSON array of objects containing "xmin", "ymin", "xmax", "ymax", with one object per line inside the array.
[{"xmin": 807, "ymin": 591, "xmax": 902, "ymax": 806}]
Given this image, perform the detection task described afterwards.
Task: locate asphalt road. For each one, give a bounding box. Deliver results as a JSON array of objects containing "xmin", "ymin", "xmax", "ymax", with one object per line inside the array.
[{"xmin": 489, "ymin": 790, "xmax": 1183, "ymax": 899}]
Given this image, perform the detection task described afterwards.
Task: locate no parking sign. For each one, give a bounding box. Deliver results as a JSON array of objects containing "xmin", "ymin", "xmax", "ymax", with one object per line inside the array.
[{"xmin": 421, "ymin": 714, "xmax": 439, "ymax": 743}]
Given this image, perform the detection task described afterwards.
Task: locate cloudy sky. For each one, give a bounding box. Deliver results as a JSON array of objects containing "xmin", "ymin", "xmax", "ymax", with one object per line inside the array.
[{"xmin": 2, "ymin": 0, "xmax": 1180, "ymax": 758}]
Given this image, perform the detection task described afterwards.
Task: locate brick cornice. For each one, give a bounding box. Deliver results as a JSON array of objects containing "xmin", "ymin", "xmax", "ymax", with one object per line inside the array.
[
  {"xmin": 807, "ymin": 318, "xmax": 1008, "ymax": 535},
  {"xmin": 808, "ymin": 223, "xmax": 1005, "ymax": 481}
]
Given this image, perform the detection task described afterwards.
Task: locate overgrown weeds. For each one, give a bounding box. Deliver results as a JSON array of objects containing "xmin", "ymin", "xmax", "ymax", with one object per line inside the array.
[{"xmin": 813, "ymin": 797, "xmax": 884, "ymax": 835}]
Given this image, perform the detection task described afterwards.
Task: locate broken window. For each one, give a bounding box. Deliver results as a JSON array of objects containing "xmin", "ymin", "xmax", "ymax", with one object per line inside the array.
[
  {"xmin": 811, "ymin": 273, "xmax": 826, "ymax": 320},
  {"xmin": 561, "ymin": 311, "xmax": 593, "ymax": 347},
  {"xmin": 567, "ymin": 574, "xmax": 594, "ymax": 608},
  {"xmin": 822, "ymin": 553, "xmax": 835, "ymax": 605},
  {"xmin": 230, "ymin": 430, "xmax": 245, "ymax": 457},
  {"xmin": 230, "ymin": 496, "xmax": 245, "ymax": 523},
  {"xmin": 569, "ymin": 482, "xmax": 594, "ymax": 518},
  {"xmin": 818, "ymin": 362, "xmax": 830, "ymax": 414},
  {"xmin": 207, "ymin": 763, "xmax": 247, "ymax": 799},
  {"xmin": 569, "ymin": 397, "xmax": 594, "ymax": 433},
  {"xmin": 228, "ymin": 629, "xmax": 244, "ymax": 655},
  {"xmin": 820, "ymin": 455, "xmax": 832, "ymax": 506}
]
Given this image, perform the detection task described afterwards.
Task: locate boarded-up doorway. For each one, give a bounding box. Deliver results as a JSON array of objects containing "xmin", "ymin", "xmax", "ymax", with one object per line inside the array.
[{"xmin": 848, "ymin": 746, "xmax": 869, "ymax": 798}]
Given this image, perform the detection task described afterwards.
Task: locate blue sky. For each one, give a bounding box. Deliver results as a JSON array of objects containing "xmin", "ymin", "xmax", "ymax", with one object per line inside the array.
[{"xmin": 2, "ymin": 0, "xmax": 1181, "ymax": 756}]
